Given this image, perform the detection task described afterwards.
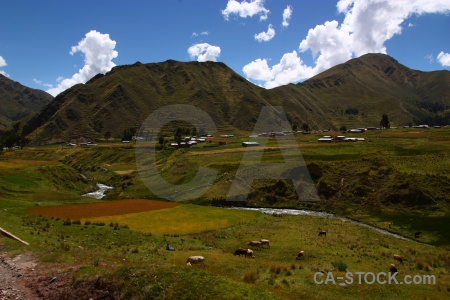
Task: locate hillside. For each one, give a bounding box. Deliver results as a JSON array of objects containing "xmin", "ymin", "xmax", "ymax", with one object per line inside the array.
[
  {"xmin": 0, "ymin": 74, "xmax": 53, "ymax": 127},
  {"xmin": 286, "ymin": 53, "xmax": 450, "ymax": 128},
  {"xmin": 21, "ymin": 60, "xmax": 332, "ymax": 144},
  {"xmin": 17, "ymin": 54, "xmax": 450, "ymax": 144}
]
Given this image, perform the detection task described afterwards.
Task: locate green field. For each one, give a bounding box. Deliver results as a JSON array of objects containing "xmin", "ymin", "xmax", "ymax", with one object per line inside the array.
[{"xmin": 0, "ymin": 127, "xmax": 449, "ymax": 299}]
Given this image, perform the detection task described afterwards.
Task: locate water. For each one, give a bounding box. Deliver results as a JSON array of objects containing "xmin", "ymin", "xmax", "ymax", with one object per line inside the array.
[
  {"xmin": 228, "ymin": 207, "xmax": 415, "ymax": 242},
  {"xmin": 82, "ymin": 183, "xmax": 114, "ymax": 199}
]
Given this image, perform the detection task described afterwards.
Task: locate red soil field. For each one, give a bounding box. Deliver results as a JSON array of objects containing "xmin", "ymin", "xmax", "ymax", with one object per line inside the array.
[{"xmin": 29, "ymin": 199, "xmax": 179, "ymax": 219}]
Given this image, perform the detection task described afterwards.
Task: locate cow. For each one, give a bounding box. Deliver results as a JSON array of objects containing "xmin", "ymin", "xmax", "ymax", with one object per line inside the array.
[
  {"xmin": 248, "ymin": 241, "xmax": 262, "ymax": 249},
  {"xmin": 272, "ymin": 212, "xmax": 283, "ymax": 218},
  {"xmin": 186, "ymin": 256, "xmax": 205, "ymax": 266},
  {"xmin": 390, "ymin": 264, "xmax": 398, "ymax": 273},
  {"xmin": 260, "ymin": 239, "xmax": 270, "ymax": 249},
  {"xmin": 296, "ymin": 251, "xmax": 304, "ymax": 260},
  {"xmin": 233, "ymin": 248, "xmax": 248, "ymax": 257},
  {"xmin": 246, "ymin": 249, "xmax": 255, "ymax": 258},
  {"xmin": 414, "ymin": 232, "xmax": 422, "ymax": 239},
  {"xmin": 318, "ymin": 230, "xmax": 327, "ymax": 237},
  {"xmin": 388, "ymin": 222, "xmax": 393, "ymax": 229},
  {"xmin": 393, "ymin": 254, "xmax": 403, "ymax": 264}
]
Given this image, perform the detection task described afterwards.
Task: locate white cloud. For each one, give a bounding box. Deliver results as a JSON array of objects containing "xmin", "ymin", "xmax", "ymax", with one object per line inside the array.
[
  {"xmin": 192, "ymin": 31, "xmax": 209, "ymax": 37},
  {"xmin": 187, "ymin": 43, "xmax": 221, "ymax": 62},
  {"xmin": 33, "ymin": 79, "xmax": 53, "ymax": 89},
  {"xmin": 243, "ymin": 51, "xmax": 314, "ymax": 89},
  {"xmin": 0, "ymin": 55, "xmax": 6, "ymax": 68},
  {"xmin": 0, "ymin": 55, "xmax": 9, "ymax": 77},
  {"xmin": 282, "ymin": 5, "xmax": 293, "ymax": 27},
  {"xmin": 242, "ymin": 58, "xmax": 272, "ymax": 81},
  {"xmin": 222, "ymin": 0, "xmax": 269, "ymax": 21},
  {"xmin": 254, "ymin": 24, "xmax": 275, "ymax": 42},
  {"xmin": 437, "ymin": 51, "xmax": 450, "ymax": 67},
  {"xmin": 245, "ymin": 0, "xmax": 450, "ymax": 88},
  {"xmin": 47, "ymin": 30, "xmax": 118, "ymax": 97}
]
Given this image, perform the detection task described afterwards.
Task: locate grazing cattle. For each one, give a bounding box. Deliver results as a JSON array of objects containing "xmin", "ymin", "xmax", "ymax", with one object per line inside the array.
[
  {"xmin": 186, "ymin": 256, "xmax": 205, "ymax": 266},
  {"xmin": 393, "ymin": 254, "xmax": 403, "ymax": 264},
  {"xmin": 234, "ymin": 248, "xmax": 248, "ymax": 257},
  {"xmin": 272, "ymin": 212, "xmax": 283, "ymax": 218},
  {"xmin": 414, "ymin": 232, "xmax": 422, "ymax": 239},
  {"xmin": 260, "ymin": 239, "xmax": 270, "ymax": 248},
  {"xmin": 246, "ymin": 249, "xmax": 255, "ymax": 258},
  {"xmin": 390, "ymin": 264, "xmax": 398, "ymax": 273},
  {"xmin": 318, "ymin": 230, "xmax": 327, "ymax": 237},
  {"xmin": 296, "ymin": 251, "xmax": 304, "ymax": 260},
  {"xmin": 388, "ymin": 222, "xmax": 393, "ymax": 229},
  {"xmin": 248, "ymin": 241, "xmax": 262, "ymax": 249}
]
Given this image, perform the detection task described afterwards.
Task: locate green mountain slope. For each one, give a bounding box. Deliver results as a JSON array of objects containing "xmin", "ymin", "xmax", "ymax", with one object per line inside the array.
[
  {"xmin": 20, "ymin": 54, "xmax": 450, "ymax": 144},
  {"xmin": 0, "ymin": 74, "xmax": 53, "ymax": 125},
  {"xmin": 21, "ymin": 60, "xmax": 333, "ymax": 144},
  {"xmin": 284, "ymin": 53, "xmax": 450, "ymax": 128}
]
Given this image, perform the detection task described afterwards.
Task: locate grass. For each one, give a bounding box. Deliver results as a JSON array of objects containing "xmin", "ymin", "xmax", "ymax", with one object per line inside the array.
[{"xmin": 0, "ymin": 127, "xmax": 449, "ymax": 299}]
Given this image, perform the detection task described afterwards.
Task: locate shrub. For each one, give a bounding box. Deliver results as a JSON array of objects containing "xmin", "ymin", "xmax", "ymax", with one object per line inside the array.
[
  {"xmin": 63, "ymin": 218, "xmax": 72, "ymax": 226},
  {"xmin": 332, "ymin": 261, "xmax": 348, "ymax": 272}
]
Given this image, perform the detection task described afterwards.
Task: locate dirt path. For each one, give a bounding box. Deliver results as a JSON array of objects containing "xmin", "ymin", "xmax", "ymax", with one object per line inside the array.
[{"xmin": 0, "ymin": 252, "xmax": 39, "ymax": 300}]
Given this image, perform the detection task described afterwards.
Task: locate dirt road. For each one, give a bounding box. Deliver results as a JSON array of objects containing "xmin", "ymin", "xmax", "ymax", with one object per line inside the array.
[{"xmin": 0, "ymin": 252, "xmax": 38, "ymax": 300}]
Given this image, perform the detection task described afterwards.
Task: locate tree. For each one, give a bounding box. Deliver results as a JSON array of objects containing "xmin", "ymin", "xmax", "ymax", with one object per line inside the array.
[
  {"xmin": 174, "ymin": 127, "xmax": 182, "ymax": 144},
  {"xmin": 301, "ymin": 123, "xmax": 310, "ymax": 132},
  {"xmin": 380, "ymin": 114, "xmax": 390, "ymax": 129},
  {"xmin": 339, "ymin": 125, "xmax": 347, "ymax": 132},
  {"xmin": 158, "ymin": 133, "xmax": 165, "ymax": 146},
  {"xmin": 292, "ymin": 124, "xmax": 298, "ymax": 132},
  {"xmin": 104, "ymin": 131, "xmax": 111, "ymax": 142}
]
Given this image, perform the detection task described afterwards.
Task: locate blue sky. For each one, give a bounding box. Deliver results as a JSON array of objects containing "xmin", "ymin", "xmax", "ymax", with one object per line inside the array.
[{"xmin": 1, "ymin": 0, "xmax": 449, "ymax": 96}]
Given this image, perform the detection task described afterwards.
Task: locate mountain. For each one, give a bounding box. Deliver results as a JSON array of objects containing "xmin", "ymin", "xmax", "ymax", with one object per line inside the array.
[
  {"xmin": 19, "ymin": 54, "xmax": 450, "ymax": 144},
  {"xmin": 285, "ymin": 53, "xmax": 450, "ymax": 128},
  {"xmin": 20, "ymin": 60, "xmax": 333, "ymax": 144},
  {"xmin": 0, "ymin": 74, "xmax": 54, "ymax": 129}
]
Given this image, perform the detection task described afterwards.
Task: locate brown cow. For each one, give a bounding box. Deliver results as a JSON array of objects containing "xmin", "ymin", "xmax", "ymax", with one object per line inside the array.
[
  {"xmin": 260, "ymin": 239, "xmax": 270, "ymax": 248},
  {"xmin": 233, "ymin": 248, "xmax": 248, "ymax": 256},
  {"xmin": 296, "ymin": 250, "xmax": 304, "ymax": 260},
  {"xmin": 393, "ymin": 254, "xmax": 403, "ymax": 264},
  {"xmin": 390, "ymin": 264, "xmax": 398, "ymax": 273}
]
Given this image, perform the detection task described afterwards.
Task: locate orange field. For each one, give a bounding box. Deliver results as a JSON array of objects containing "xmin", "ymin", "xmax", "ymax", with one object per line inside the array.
[{"xmin": 29, "ymin": 199, "xmax": 179, "ymax": 219}]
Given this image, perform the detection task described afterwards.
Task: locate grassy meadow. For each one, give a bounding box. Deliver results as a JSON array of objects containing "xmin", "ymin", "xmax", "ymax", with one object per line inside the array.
[{"xmin": 0, "ymin": 127, "xmax": 449, "ymax": 299}]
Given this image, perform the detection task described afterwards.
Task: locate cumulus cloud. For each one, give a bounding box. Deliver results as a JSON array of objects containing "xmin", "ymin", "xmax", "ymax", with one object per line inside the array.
[
  {"xmin": 282, "ymin": 5, "xmax": 293, "ymax": 27},
  {"xmin": 47, "ymin": 30, "xmax": 118, "ymax": 97},
  {"xmin": 222, "ymin": 0, "xmax": 270, "ymax": 21},
  {"xmin": 243, "ymin": 51, "xmax": 314, "ymax": 88},
  {"xmin": 244, "ymin": 0, "xmax": 450, "ymax": 88},
  {"xmin": 437, "ymin": 52, "xmax": 450, "ymax": 67},
  {"xmin": 187, "ymin": 43, "xmax": 221, "ymax": 62},
  {"xmin": 0, "ymin": 55, "xmax": 9, "ymax": 77},
  {"xmin": 254, "ymin": 24, "xmax": 275, "ymax": 42}
]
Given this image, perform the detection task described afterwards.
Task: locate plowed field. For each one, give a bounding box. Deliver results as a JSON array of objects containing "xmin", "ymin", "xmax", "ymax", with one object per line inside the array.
[{"xmin": 29, "ymin": 199, "xmax": 178, "ymax": 219}]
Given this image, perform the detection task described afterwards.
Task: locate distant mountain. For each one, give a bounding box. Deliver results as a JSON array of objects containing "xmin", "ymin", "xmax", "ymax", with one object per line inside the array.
[
  {"xmin": 19, "ymin": 54, "xmax": 450, "ymax": 144},
  {"xmin": 285, "ymin": 53, "xmax": 450, "ymax": 128},
  {"xmin": 20, "ymin": 60, "xmax": 333, "ymax": 144},
  {"xmin": 0, "ymin": 74, "xmax": 53, "ymax": 128}
]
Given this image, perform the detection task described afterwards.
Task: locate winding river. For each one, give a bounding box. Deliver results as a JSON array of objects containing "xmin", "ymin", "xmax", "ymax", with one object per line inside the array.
[{"xmin": 228, "ymin": 207, "xmax": 416, "ymax": 242}]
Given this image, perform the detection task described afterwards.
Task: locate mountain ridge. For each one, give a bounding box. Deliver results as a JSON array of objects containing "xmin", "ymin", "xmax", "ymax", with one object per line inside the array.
[{"xmin": 6, "ymin": 53, "xmax": 450, "ymax": 144}]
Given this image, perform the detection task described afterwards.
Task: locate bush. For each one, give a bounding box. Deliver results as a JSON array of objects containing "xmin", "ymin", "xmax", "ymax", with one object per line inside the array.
[{"xmin": 332, "ymin": 261, "xmax": 348, "ymax": 272}]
